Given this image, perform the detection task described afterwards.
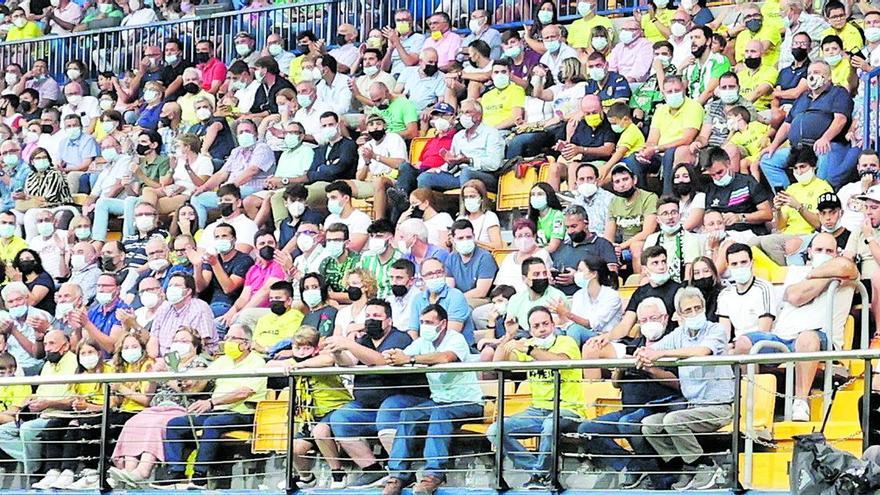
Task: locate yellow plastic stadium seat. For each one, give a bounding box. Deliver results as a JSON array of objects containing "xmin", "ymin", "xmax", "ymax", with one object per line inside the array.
[
  {"xmin": 582, "ymin": 381, "xmax": 621, "ymax": 419},
  {"xmin": 409, "ymin": 136, "xmax": 430, "ymax": 166},
  {"xmin": 536, "ymin": 159, "xmax": 557, "ymax": 184},
  {"xmin": 351, "ymin": 198, "xmax": 374, "ymax": 217},
  {"xmin": 253, "ymin": 400, "xmax": 290, "ymax": 453},
  {"xmin": 751, "ymin": 247, "xmax": 788, "ymax": 283},
  {"xmin": 492, "ymin": 248, "xmax": 515, "ymax": 266},
  {"xmin": 72, "ymin": 193, "xmax": 89, "ymax": 206},
  {"xmin": 497, "ymin": 167, "xmax": 538, "ymax": 211}
]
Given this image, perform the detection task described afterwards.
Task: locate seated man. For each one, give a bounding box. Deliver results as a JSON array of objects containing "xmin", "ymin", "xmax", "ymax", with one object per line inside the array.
[
  {"xmin": 716, "ymin": 243, "xmax": 777, "ymax": 339},
  {"xmin": 478, "ymin": 59, "xmax": 524, "ymax": 131},
  {"xmin": 357, "ymin": 219, "xmax": 402, "ymax": 298},
  {"xmin": 157, "ymin": 323, "xmax": 267, "ymax": 489},
  {"xmin": 488, "ymin": 306, "xmax": 584, "ymax": 489},
  {"xmin": 507, "ymin": 257, "xmax": 567, "ymax": 331},
  {"xmin": 736, "ymin": 40, "xmax": 776, "ymax": 112},
  {"xmin": 252, "ymin": 281, "xmax": 305, "ymax": 355},
  {"xmin": 193, "ymin": 222, "xmax": 255, "ymax": 318},
  {"xmin": 219, "ymin": 229, "xmax": 285, "ymax": 329},
  {"xmin": 298, "ymin": 113, "xmax": 358, "ymax": 207},
  {"xmin": 734, "ymin": 233, "xmax": 857, "ymax": 420},
  {"xmin": 409, "ymin": 257, "xmax": 476, "ymax": 346},
  {"xmin": 148, "ymin": 273, "xmax": 217, "ymax": 357},
  {"xmin": 319, "ymin": 223, "xmax": 362, "ymax": 302},
  {"xmin": 380, "ymin": 304, "xmax": 484, "ymax": 495},
  {"xmin": 551, "ymin": 205, "xmax": 617, "ymax": 296},
  {"xmin": 608, "ymin": 18, "xmax": 654, "ymax": 83},
  {"xmin": 197, "ymin": 183, "xmax": 258, "ymax": 254},
  {"xmin": 644, "ymin": 196, "xmax": 703, "ymax": 283},
  {"xmin": 349, "ymin": 114, "xmax": 406, "ymax": 220},
  {"xmin": 547, "ymin": 95, "xmax": 615, "ymax": 190},
  {"xmin": 1, "ymin": 281, "xmax": 52, "ymax": 376},
  {"xmin": 446, "ymin": 219, "xmax": 497, "ymax": 305},
  {"xmin": 73, "ymin": 272, "xmax": 129, "ymax": 354},
  {"xmin": 390, "ymin": 103, "xmax": 457, "ymax": 200},
  {"xmin": 603, "ymin": 164, "xmax": 659, "ymax": 274},
  {"xmin": 704, "ymin": 146, "xmax": 773, "ymax": 236},
  {"xmin": 583, "ymin": 52, "xmax": 632, "ymax": 107},
  {"xmin": 636, "ymin": 286, "xmax": 735, "ymax": 491}
]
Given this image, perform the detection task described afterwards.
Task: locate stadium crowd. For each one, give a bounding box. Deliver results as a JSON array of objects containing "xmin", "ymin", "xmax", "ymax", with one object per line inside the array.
[{"xmin": 0, "ymin": 0, "xmax": 875, "ymax": 491}]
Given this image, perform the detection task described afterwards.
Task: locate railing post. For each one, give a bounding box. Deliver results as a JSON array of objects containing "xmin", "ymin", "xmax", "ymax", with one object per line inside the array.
[
  {"xmin": 285, "ymin": 374, "xmax": 297, "ymax": 494},
  {"xmin": 549, "ymin": 369, "xmax": 562, "ymax": 491},
  {"xmin": 98, "ymin": 383, "xmax": 112, "ymax": 493},
  {"xmin": 863, "ymin": 357, "xmax": 873, "ymax": 453},
  {"xmin": 493, "ymin": 371, "xmax": 509, "ymax": 491},
  {"xmin": 730, "ymin": 364, "xmax": 741, "ymax": 491}
]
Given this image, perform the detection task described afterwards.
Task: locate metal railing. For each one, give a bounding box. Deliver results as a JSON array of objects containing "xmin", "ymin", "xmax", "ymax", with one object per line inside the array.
[
  {"xmin": 0, "ymin": 349, "xmax": 876, "ymax": 491},
  {"xmin": 862, "ymin": 67, "xmax": 880, "ymax": 152},
  {"xmin": 0, "ymin": 1, "xmax": 335, "ymax": 78}
]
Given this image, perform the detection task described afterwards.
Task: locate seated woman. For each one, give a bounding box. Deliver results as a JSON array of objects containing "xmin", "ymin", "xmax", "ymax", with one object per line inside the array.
[
  {"xmin": 9, "ymin": 249, "xmax": 55, "ymax": 314},
  {"xmin": 299, "ymin": 273, "xmax": 338, "ymax": 340},
  {"xmin": 333, "ymin": 268, "xmax": 378, "ymax": 339},
  {"xmin": 168, "ymin": 203, "xmax": 202, "ymax": 242},
  {"xmin": 109, "ymin": 327, "xmax": 210, "ymax": 488},
  {"xmin": 140, "ymin": 133, "xmax": 212, "ymax": 217},
  {"xmin": 16, "ymin": 147, "xmax": 77, "ymax": 240},
  {"xmin": 67, "ymin": 214, "xmax": 104, "ymax": 252},
  {"xmin": 457, "ymin": 179, "xmax": 503, "ymax": 251}
]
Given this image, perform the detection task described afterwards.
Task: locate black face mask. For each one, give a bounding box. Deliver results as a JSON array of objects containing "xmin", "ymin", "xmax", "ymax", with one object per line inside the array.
[
  {"xmin": 136, "ymin": 144, "xmax": 151, "ymax": 155},
  {"xmin": 183, "ymin": 82, "xmax": 200, "ymax": 94},
  {"xmin": 18, "ymin": 260, "xmax": 39, "ymax": 275},
  {"xmin": 368, "ymin": 129, "xmax": 386, "ymax": 141},
  {"xmin": 531, "ymin": 277, "xmax": 549, "ymax": 294},
  {"xmin": 615, "ymin": 186, "xmax": 637, "ymax": 199},
  {"xmin": 335, "ymin": 34, "xmax": 347, "ymax": 45},
  {"xmin": 219, "ymin": 203, "xmax": 234, "ymax": 217},
  {"xmin": 101, "ymin": 256, "xmax": 116, "ymax": 272},
  {"xmin": 270, "ymin": 300, "xmax": 287, "ymax": 316},
  {"xmin": 365, "ymin": 318, "xmax": 384, "ymax": 339},
  {"xmin": 19, "ymin": 101, "xmax": 31, "ymax": 113},
  {"xmin": 41, "ymin": 124, "xmax": 54, "ymax": 134},
  {"xmin": 744, "ymin": 57, "xmax": 761, "ymax": 70},
  {"xmin": 692, "ymin": 276, "xmax": 715, "ymax": 293},
  {"xmin": 259, "ymin": 246, "xmax": 275, "ymax": 261},
  {"xmin": 860, "ymin": 169, "xmax": 879, "ymax": 179},
  {"xmin": 691, "ymin": 43, "xmax": 707, "ymax": 58},
  {"xmin": 672, "ymin": 182, "xmax": 693, "ymax": 196},
  {"xmin": 792, "ymin": 47, "xmax": 809, "ymax": 62},
  {"xmin": 410, "ymin": 207, "xmax": 424, "ymax": 219},
  {"xmin": 391, "ymin": 284, "xmax": 408, "ymax": 297},
  {"xmin": 423, "ymin": 64, "xmax": 439, "ymax": 76},
  {"xmin": 745, "ymin": 19, "xmax": 762, "ymax": 33},
  {"xmin": 569, "ymin": 230, "xmax": 587, "ymax": 244},
  {"xmin": 467, "ymin": 57, "xmax": 477, "ymax": 66},
  {"xmin": 376, "ymin": 102, "xmax": 389, "ymax": 111},
  {"xmin": 347, "ymin": 286, "xmax": 363, "ymax": 301},
  {"xmin": 159, "ymin": 116, "xmax": 172, "ymax": 128},
  {"xmin": 45, "ymin": 351, "xmax": 63, "ymax": 364},
  {"xmin": 194, "ymin": 52, "xmax": 210, "ymax": 65},
  {"xmin": 292, "ymin": 354, "xmax": 311, "ymax": 363}
]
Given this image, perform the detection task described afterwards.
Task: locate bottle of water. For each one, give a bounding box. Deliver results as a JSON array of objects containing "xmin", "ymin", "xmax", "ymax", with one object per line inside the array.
[
  {"xmin": 473, "ymin": 459, "xmax": 490, "ymax": 487},
  {"xmin": 316, "ymin": 461, "xmax": 331, "ymax": 488},
  {"xmin": 464, "ymin": 460, "xmax": 476, "ymax": 487}
]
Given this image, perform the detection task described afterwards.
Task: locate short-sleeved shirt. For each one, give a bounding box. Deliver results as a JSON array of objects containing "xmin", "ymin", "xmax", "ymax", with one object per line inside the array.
[
  {"xmin": 821, "ymin": 24, "xmax": 865, "ymax": 53},
  {"xmin": 319, "ymin": 252, "xmax": 361, "ymax": 293},
  {"xmin": 730, "ymin": 121, "xmax": 771, "ymax": 158},
  {"xmin": 324, "ymin": 210, "xmax": 371, "ymax": 237},
  {"xmin": 408, "ymin": 285, "xmax": 475, "ymax": 346},
  {"xmin": 551, "ymin": 235, "xmax": 617, "ymax": 296},
  {"xmin": 243, "ymin": 261, "xmax": 286, "ymax": 307},
  {"xmin": 35, "ymin": 352, "xmax": 77, "ymax": 407},
  {"xmin": 779, "ymin": 177, "xmax": 834, "ymax": 234},
  {"xmin": 207, "ymin": 352, "xmax": 268, "ymax": 414},
  {"xmin": 776, "ymin": 62, "xmax": 809, "ymax": 106},
  {"xmin": 773, "ymin": 265, "xmax": 854, "ymax": 349},
  {"xmin": 0, "ymin": 383, "xmax": 31, "ymax": 411},
  {"xmin": 88, "ymin": 298, "xmax": 129, "ymax": 338},
  {"xmin": 641, "ymin": 8, "xmax": 675, "ymax": 43},
  {"xmin": 626, "ymin": 279, "xmax": 682, "ymax": 332},
  {"xmin": 684, "ymin": 53, "xmax": 731, "ymax": 98},
  {"xmin": 480, "ymin": 84, "xmax": 525, "ymax": 128},
  {"xmin": 652, "ymin": 98, "xmax": 704, "ymax": 147},
  {"xmin": 26, "ymin": 271, "xmax": 56, "ymax": 314},
  {"xmin": 508, "ymin": 286, "xmax": 568, "ymax": 330},
  {"xmin": 397, "ymin": 67, "xmax": 446, "ymax": 111},
  {"xmin": 358, "ymin": 251, "xmax": 402, "ymax": 299},
  {"xmin": 253, "ymin": 308, "xmax": 305, "ymax": 350},
  {"xmin": 568, "ymin": 14, "xmax": 615, "ymax": 49},
  {"xmin": 738, "ymin": 65, "xmax": 778, "ymax": 111},
  {"xmin": 160, "ymin": 60, "xmax": 193, "ymax": 101},
  {"xmin": 616, "ymin": 123, "xmax": 645, "ymax": 157},
  {"xmin": 653, "ymin": 321, "xmax": 735, "ymax": 404},
  {"xmin": 705, "ymin": 173, "xmax": 772, "ymax": 235},
  {"xmin": 422, "ymin": 31, "xmax": 463, "ymax": 68},
  {"xmin": 403, "ymin": 330, "xmax": 482, "ymax": 404},
  {"xmin": 645, "ymin": 230, "xmax": 703, "ymax": 283},
  {"xmin": 786, "ymin": 84, "xmax": 853, "ymax": 145},
  {"xmin": 512, "ymin": 335, "xmax": 585, "ymax": 415},
  {"xmin": 568, "ymin": 118, "xmax": 616, "ymax": 152},
  {"xmin": 447, "ymin": 247, "xmax": 498, "ymax": 294},
  {"xmin": 372, "ymin": 96, "xmax": 418, "ymax": 134},
  {"xmin": 609, "ymin": 189, "xmax": 659, "ymax": 241},
  {"xmin": 735, "ymin": 23, "xmax": 782, "ymax": 67},
  {"xmin": 583, "ymin": 71, "xmax": 632, "ymax": 107},
  {"xmin": 716, "ymin": 277, "xmax": 776, "ymax": 337},
  {"xmin": 302, "ymin": 305, "xmax": 338, "ymax": 338},
  {"xmin": 201, "ymin": 251, "xmax": 255, "ymax": 307},
  {"xmin": 352, "ymin": 330, "xmax": 429, "ymax": 407},
  {"xmin": 535, "ymin": 208, "xmax": 566, "ymax": 247}
]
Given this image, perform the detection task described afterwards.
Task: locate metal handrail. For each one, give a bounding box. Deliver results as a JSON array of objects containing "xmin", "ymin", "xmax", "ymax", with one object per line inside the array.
[{"xmin": 862, "ymin": 66, "xmax": 880, "ymax": 151}]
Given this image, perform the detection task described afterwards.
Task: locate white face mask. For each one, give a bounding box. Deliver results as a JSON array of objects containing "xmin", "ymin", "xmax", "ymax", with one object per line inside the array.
[
  {"xmin": 640, "ymin": 320, "xmax": 665, "ymax": 341},
  {"xmin": 140, "ymin": 291, "xmax": 161, "ymax": 308},
  {"xmin": 169, "ymin": 341, "xmax": 193, "ymax": 356}
]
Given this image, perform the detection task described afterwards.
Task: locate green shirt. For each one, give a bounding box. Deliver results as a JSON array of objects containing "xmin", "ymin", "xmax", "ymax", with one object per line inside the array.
[
  {"xmin": 373, "ymin": 96, "xmax": 418, "ymax": 133},
  {"xmin": 608, "ymin": 189, "xmax": 658, "ymax": 242},
  {"xmin": 357, "ymin": 250, "xmax": 402, "ymax": 298},
  {"xmin": 684, "ymin": 53, "xmax": 730, "ymax": 99},
  {"xmin": 319, "ymin": 251, "xmax": 362, "ymax": 292},
  {"xmin": 140, "ymin": 155, "xmax": 171, "ymax": 183},
  {"xmin": 276, "ymin": 144, "xmax": 315, "ymax": 178},
  {"xmin": 536, "ymin": 208, "xmax": 565, "ymax": 247},
  {"xmin": 508, "ymin": 286, "xmax": 569, "ymax": 330}
]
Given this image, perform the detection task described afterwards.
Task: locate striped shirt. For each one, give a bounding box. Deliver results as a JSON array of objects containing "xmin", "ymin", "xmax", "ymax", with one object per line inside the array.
[
  {"xmin": 24, "ymin": 169, "xmax": 72, "ymax": 206},
  {"xmin": 318, "ymin": 251, "xmax": 361, "ymax": 293},
  {"xmin": 357, "ymin": 249, "xmax": 402, "ymax": 299},
  {"xmin": 150, "ymin": 298, "xmax": 218, "ymax": 356},
  {"xmin": 716, "ymin": 277, "xmax": 776, "ymax": 338}
]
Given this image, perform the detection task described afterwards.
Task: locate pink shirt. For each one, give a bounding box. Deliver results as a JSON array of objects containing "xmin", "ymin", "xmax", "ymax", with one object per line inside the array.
[
  {"xmin": 423, "ymin": 31, "xmax": 463, "ymax": 67},
  {"xmin": 199, "ymin": 58, "xmax": 227, "ymax": 90},
  {"xmin": 243, "ymin": 260, "xmax": 285, "ymax": 307},
  {"xmin": 608, "ymin": 36, "xmax": 655, "ymax": 83}
]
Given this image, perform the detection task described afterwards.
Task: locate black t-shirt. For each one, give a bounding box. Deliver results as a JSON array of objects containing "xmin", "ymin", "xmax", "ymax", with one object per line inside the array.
[
  {"xmin": 250, "ymin": 75, "xmax": 296, "ymax": 114},
  {"xmin": 705, "ymin": 173, "xmax": 772, "ymax": 235},
  {"xmin": 551, "ymin": 236, "xmax": 618, "ymax": 296},
  {"xmin": 200, "ymin": 251, "xmax": 255, "ymax": 307},
  {"xmin": 160, "ymin": 59, "xmax": 194, "ymax": 101},
  {"xmin": 192, "ymin": 117, "xmax": 235, "ymax": 164},
  {"xmin": 353, "ymin": 329, "xmax": 430, "ymax": 407},
  {"xmin": 625, "ymin": 279, "xmax": 682, "ymax": 332},
  {"xmin": 303, "ymin": 306, "xmax": 338, "ymax": 338},
  {"xmin": 27, "ymin": 271, "xmax": 55, "ymax": 314}
]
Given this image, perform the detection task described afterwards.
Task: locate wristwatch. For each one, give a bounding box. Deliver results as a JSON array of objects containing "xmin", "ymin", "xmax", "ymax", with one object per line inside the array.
[
  {"xmin": 740, "ymin": 213, "xmax": 747, "ymax": 223},
  {"xmin": 409, "ymin": 357, "xmax": 417, "ymax": 366},
  {"xmin": 525, "ymin": 344, "xmax": 536, "ymax": 356},
  {"xmin": 281, "ymin": 178, "xmax": 289, "ymax": 186}
]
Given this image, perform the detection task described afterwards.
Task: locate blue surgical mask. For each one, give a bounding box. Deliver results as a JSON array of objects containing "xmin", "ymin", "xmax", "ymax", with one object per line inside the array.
[
  {"xmin": 420, "ymin": 324, "xmax": 439, "ymax": 341},
  {"xmin": 425, "ymin": 277, "xmax": 446, "ymax": 293},
  {"xmin": 684, "ymin": 312, "xmax": 707, "ymax": 331}
]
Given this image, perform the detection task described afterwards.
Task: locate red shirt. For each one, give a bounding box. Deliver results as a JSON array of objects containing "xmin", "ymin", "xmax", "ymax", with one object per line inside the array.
[
  {"xmin": 199, "ymin": 58, "xmax": 227, "ymax": 90},
  {"xmin": 418, "ymin": 130, "xmax": 455, "ymax": 170}
]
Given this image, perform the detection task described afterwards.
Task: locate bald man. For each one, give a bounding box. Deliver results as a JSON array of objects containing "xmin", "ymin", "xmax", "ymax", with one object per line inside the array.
[
  {"xmin": 736, "ymin": 39, "xmax": 776, "ymax": 111},
  {"xmin": 549, "ymin": 95, "xmax": 615, "ymax": 190},
  {"xmin": 329, "ymin": 23, "xmax": 359, "ymax": 73}
]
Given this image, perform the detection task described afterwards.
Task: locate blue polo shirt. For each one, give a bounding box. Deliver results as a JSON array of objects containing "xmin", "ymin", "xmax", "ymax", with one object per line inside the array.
[
  {"xmin": 447, "ymin": 247, "xmax": 498, "ymax": 294},
  {"xmin": 405, "ymin": 244, "xmax": 450, "ymax": 276},
  {"xmin": 137, "ymin": 101, "xmax": 164, "ymax": 130},
  {"xmin": 568, "ymin": 118, "xmax": 617, "ymax": 151},
  {"xmin": 584, "ymin": 71, "xmax": 632, "ymax": 105},
  {"xmin": 409, "ymin": 284, "xmax": 476, "ymax": 347},
  {"xmin": 88, "ymin": 298, "xmax": 130, "ymax": 337},
  {"xmin": 786, "ymin": 84, "xmax": 853, "ymax": 145},
  {"xmin": 776, "ymin": 61, "xmax": 809, "ymax": 105},
  {"xmin": 58, "ymin": 133, "xmax": 99, "ymax": 169}
]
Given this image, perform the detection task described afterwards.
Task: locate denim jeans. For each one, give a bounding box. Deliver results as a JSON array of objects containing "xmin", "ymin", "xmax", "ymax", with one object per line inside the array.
[
  {"xmin": 505, "ymin": 131, "xmax": 552, "ymax": 160},
  {"xmin": 561, "ymin": 325, "xmax": 597, "ymax": 348},
  {"xmin": 577, "ymin": 407, "xmax": 657, "ymax": 471},
  {"xmin": 396, "ymin": 162, "xmax": 420, "ymax": 195},
  {"xmin": 417, "ymin": 168, "xmax": 498, "ymax": 192},
  {"xmin": 327, "ymin": 394, "xmax": 425, "ymax": 438},
  {"xmin": 388, "ymin": 399, "xmax": 484, "ymax": 481},
  {"xmin": 0, "ymin": 418, "xmax": 51, "ymax": 472},
  {"xmin": 164, "ymin": 412, "xmax": 253, "ymax": 476},
  {"xmin": 192, "ymin": 185, "xmax": 261, "ymax": 228},
  {"xmin": 759, "ymin": 142, "xmax": 858, "ymax": 189},
  {"xmin": 487, "ymin": 406, "xmax": 581, "ymax": 472},
  {"xmin": 92, "ymin": 196, "xmax": 139, "ymax": 240},
  {"xmin": 622, "ymin": 147, "xmax": 678, "ymax": 195}
]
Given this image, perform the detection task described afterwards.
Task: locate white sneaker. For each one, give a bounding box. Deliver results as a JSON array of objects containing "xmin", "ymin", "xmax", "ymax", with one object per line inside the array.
[
  {"xmin": 792, "ymin": 398, "xmax": 811, "ymax": 422},
  {"xmin": 31, "ymin": 469, "xmax": 61, "ymax": 490},
  {"xmin": 50, "ymin": 469, "xmax": 76, "ymax": 489},
  {"xmin": 69, "ymin": 469, "xmax": 99, "ymax": 490}
]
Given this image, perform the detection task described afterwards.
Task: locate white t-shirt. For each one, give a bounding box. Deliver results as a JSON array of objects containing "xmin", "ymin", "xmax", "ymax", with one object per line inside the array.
[
  {"xmin": 324, "ymin": 209, "xmax": 371, "ymax": 236},
  {"xmin": 837, "ymin": 180, "xmax": 867, "ymax": 233},
  {"xmin": 199, "ymin": 214, "xmax": 259, "ymax": 250},
  {"xmin": 495, "ymin": 249, "xmax": 553, "ymax": 293},
  {"xmin": 234, "ymin": 80, "xmax": 261, "ymax": 119},
  {"xmin": 357, "ymin": 133, "xmax": 407, "ymax": 177},
  {"xmin": 716, "ymin": 277, "xmax": 776, "ymax": 338},
  {"xmin": 570, "ymin": 285, "xmax": 622, "ymax": 335},
  {"xmin": 773, "ymin": 266, "xmax": 854, "ymax": 349},
  {"xmin": 458, "ymin": 211, "xmax": 500, "ymax": 245},
  {"xmin": 60, "ymin": 96, "xmax": 101, "ymax": 131},
  {"xmin": 28, "ymin": 231, "xmax": 69, "ymax": 280},
  {"xmin": 121, "ymin": 8, "xmax": 158, "ymax": 26},
  {"xmin": 424, "ymin": 212, "xmax": 453, "ymax": 246},
  {"xmin": 681, "ymin": 192, "xmax": 705, "ymax": 231},
  {"xmin": 524, "ymin": 96, "xmax": 553, "ymax": 124},
  {"xmin": 171, "ymin": 154, "xmax": 214, "ymax": 195},
  {"xmin": 550, "ymin": 82, "xmax": 588, "ymax": 120}
]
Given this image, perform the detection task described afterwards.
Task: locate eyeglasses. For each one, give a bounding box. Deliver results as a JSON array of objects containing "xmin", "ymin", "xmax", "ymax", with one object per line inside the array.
[
  {"xmin": 422, "ymin": 269, "xmax": 445, "ymax": 279},
  {"xmin": 680, "ymin": 305, "xmax": 704, "ymax": 317}
]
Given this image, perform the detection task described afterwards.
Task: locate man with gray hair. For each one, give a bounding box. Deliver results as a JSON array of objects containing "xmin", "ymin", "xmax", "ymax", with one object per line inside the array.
[
  {"xmin": 51, "ymin": 282, "xmax": 84, "ymax": 338},
  {"xmin": 551, "ymin": 205, "xmax": 617, "ymax": 295},
  {"xmin": 68, "ymin": 240, "xmax": 101, "ymax": 303},
  {"xmin": 635, "ymin": 286, "xmax": 734, "ymax": 490},
  {"xmin": 1, "ymin": 281, "xmax": 53, "ymax": 376},
  {"xmin": 395, "ymin": 217, "xmax": 449, "ymax": 275},
  {"xmin": 778, "ymin": 0, "xmax": 828, "ymax": 68}
]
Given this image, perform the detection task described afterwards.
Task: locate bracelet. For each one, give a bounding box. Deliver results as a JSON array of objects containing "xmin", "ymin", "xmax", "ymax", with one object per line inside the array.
[{"xmin": 208, "ymin": 399, "xmax": 214, "ymax": 409}]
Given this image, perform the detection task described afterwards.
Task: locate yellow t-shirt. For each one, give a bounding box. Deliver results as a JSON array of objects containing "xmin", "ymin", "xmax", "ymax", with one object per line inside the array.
[
  {"xmin": 288, "ymin": 55, "xmax": 305, "ymax": 83},
  {"xmin": 0, "ymin": 236, "xmax": 28, "ymax": 264},
  {"xmin": 822, "ymin": 24, "xmax": 865, "ymax": 53},
  {"xmin": 653, "ymin": 98, "xmax": 704, "ymax": 147},
  {"xmin": 5, "ymin": 22, "xmax": 42, "ymax": 41},
  {"xmin": 735, "ymin": 23, "xmax": 783, "ymax": 68},
  {"xmin": 730, "ymin": 121, "xmax": 770, "ymax": 158},
  {"xmin": 513, "ymin": 335, "xmax": 585, "ymax": 416},
  {"xmin": 738, "ymin": 65, "xmax": 778, "ymax": 111},
  {"xmin": 617, "ymin": 123, "xmax": 646, "ymax": 156},
  {"xmin": 35, "ymin": 352, "xmax": 78, "ymax": 411},
  {"xmin": 73, "ymin": 363, "xmax": 116, "ymax": 406},
  {"xmin": 480, "ymin": 84, "xmax": 526, "ymax": 128},
  {"xmin": 641, "ymin": 9, "xmax": 674, "ymax": 43},
  {"xmin": 568, "ymin": 14, "xmax": 616, "ymax": 49},
  {"xmin": 253, "ymin": 309, "xmax": 305, "ymax": 351},
  {"xmin": 295, "ymin": 374, "xmax": 352, "ymax": 423},
  {"xmin": 829, "ymin": 59, "xmax": 854, "ymax": 88},
  {"xmin": 118, "ymin": 360, "xmax": 154, "ymax": 412},
  {"xmin": 0, "ymin": 383, "xmax": 31, "ymax": 411},
  {"xmin": 208, "ymin": 352, "xmax": 268, "ymax": 414},
  {"xmin": 781, "ymin": 177, "xmax": 834, "ymax": 234}
]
